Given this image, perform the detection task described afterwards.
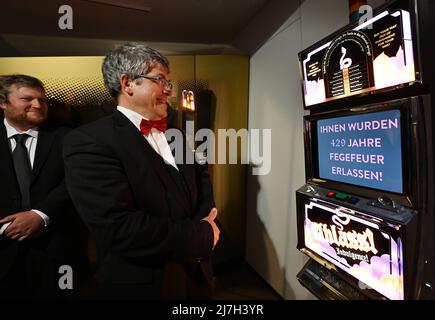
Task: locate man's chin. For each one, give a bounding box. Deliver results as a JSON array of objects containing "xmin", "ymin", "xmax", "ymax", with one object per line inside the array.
[
  {"xmin": 26, "ymin": 115, "xmax": 46, "ymax": 126},
  {"xmin": 158, "ymin": 107, "xmax": 168, "ymax": 119}
]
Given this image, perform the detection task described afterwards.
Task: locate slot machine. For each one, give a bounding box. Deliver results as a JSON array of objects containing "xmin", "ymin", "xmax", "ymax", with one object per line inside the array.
[{"xmin": 295, "ymin": 0, "xmax": 435, "ymax": 300}]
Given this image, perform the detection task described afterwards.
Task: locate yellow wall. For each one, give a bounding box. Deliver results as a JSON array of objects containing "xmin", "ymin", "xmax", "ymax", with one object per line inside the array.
[
  {"xmin": 196, "ymin": 56, "xmax": 249, "ymax": 263},
  {"xmin": 0, "ymin": 56, "xmax": 104, "ymax": 77},
  {"xmin": 0, "ymin": 56, "xmax": 195, "ymax": 79},
  {"xmin": 0, "ymin": 56, "xmax": 195, "ymax": 106}
]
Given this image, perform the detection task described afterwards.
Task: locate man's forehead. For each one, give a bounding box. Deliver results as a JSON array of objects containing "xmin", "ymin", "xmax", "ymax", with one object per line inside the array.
[
  {"xmin": 10, "ymin": 84, "xmax": 45, "ymax": 95},
  {"xmin": 149, "ymin": 62, "xmax": 169, "ymax": 74}
]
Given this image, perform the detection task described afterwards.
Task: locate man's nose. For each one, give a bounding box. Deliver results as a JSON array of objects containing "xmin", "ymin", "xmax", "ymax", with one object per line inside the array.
[
  {"xmin": 163, "ymin": 87, "xmax": 172, "ymax": 96},
  {"xmin": 31, "ymin": 99, "xmax": 45, "ymax": 108}
]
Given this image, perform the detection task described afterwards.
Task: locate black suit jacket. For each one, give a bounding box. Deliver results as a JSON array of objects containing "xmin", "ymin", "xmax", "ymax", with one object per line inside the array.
[
  {"xmin": 63, "ymin": 111, "xmax": 214, "ymax": 291},
  {"xmin": 0, "ymin": 117, "xmax": 88, "ymax": 279}
]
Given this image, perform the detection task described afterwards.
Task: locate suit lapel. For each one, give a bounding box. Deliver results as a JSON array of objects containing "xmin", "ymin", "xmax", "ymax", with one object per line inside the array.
[
  {"xmin": 0, "ymin": 121, "xmax": 21, "ymax": 205},
  {"xmin": 166, "ymin": 127, "xmax": 196, "ymax": 204},
  {"xmin": 113, "ymin": 111, "xmax": 191, "ymax": 214},
  {"xmin": 31, "ymin": 127, "xmax": 56, "ymax": 183},
  {"xmin": 177, "ymin": 162, "xmax": 195, "ymax": 200}
]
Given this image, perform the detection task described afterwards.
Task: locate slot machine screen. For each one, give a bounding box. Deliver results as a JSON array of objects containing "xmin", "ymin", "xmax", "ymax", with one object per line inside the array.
[{"xmin": 316, "ymin": 109, "xmax": 403, "ymax": 193}]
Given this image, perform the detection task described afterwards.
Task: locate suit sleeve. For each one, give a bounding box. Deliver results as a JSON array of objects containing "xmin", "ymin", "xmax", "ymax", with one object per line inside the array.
[
  {"xmin": 63, "ymin": 129, "xmax": 213, "ymax": 262},
  {"xmin": 33, "ymin": 179, "xmax": 72, "ymax": 221},
  {"xmin": 193, "ymin": 162, "xmax": 215, "ymax": 220},
  {"xmin": 32, "ymin": 128, "xmax": 75, "ymax": 222}
]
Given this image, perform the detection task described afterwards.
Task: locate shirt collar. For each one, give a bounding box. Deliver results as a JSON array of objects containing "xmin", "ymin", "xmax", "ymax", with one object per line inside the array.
[
  {"xmin": 3, "ymin": 118, "xmax": 39, "ymax": 139},
  {"xmin": 117, "ymin": 105, "xmax": 150, "ymax": 131}
]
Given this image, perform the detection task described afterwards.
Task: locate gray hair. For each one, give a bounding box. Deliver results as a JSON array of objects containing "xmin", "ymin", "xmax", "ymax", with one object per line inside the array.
[
  {"xmin": 0, "ymin": 74, "xmax": 45, "ymax": 104},
  {"xmin": 102, "ymin": 42, "xmax": 170, "ymax": 98}
]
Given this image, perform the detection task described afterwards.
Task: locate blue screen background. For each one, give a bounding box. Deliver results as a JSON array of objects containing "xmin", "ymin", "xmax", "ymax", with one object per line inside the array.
[{"xmin": 317, "ymin": 109, "xmax": 403, "ymax": 193}]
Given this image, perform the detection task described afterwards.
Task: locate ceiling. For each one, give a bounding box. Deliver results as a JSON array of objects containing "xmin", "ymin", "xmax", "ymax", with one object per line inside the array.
[{"xmin": 0, "ymin": 0, "xmax": 301, "ymax": 56}]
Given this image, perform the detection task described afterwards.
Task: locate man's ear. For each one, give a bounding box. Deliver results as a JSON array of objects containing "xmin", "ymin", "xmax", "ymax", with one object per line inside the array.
[
  {"xmin": 120, "ymin": 75, "xmax": 134, "ymax": 96},
  {"xmin": 0, "ymin": 103, "xmax": 6, "ymax": 110}
]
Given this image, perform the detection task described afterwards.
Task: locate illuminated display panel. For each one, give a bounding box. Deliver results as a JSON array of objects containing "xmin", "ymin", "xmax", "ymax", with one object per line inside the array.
[
  {"xmin": 300, "ymin": 0, "xmax": 417, "ymax": 108},
  {"xmin": 317, "ymin": 109, "xmax": 403, "ymax": 193},
  {"xmin": 304, "ymin": 199, "xmax": 404, "ymax": 300}
]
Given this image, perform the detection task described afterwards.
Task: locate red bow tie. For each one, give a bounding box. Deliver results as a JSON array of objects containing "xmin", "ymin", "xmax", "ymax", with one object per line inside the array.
[{"xmin": 140, "ymin": 117, "xmax": 167, "ymax": 136}]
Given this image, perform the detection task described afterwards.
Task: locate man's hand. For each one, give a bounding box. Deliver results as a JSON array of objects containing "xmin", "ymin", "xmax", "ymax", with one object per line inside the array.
[
  {"xmin": 0, "ymin": 211, "xmax": 46, "ymax": 241},
  {"xmin": 202, "ymin": 208, "xmax": 220, "ymax": 249}
]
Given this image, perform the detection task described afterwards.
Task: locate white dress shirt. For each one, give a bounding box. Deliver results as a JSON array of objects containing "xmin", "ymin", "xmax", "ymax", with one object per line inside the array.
[
  {"xmin": 3, "ymin": 118, "xmax": 51, "ymax": 227},
  {"xmin": 117, "ymin": 106, "xmax": 178, "ymax": 170}
]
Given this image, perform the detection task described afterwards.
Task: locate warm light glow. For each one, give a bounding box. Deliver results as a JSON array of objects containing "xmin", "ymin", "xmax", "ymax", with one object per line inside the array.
[
  {"xmin": 182, "ymin": 90, "xmax": 195, "ymax": 111},
  {"xmin": 373, "ymin": 46, "xmax": 415, "ymax": 89},
  {"xmin": 304, "ymin": 79, "xmax": 326, "ymax": 106}
]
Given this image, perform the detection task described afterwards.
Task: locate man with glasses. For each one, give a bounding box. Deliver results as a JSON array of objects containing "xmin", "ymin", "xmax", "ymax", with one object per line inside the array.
[
  {"xmin": 63, "ymin": 43, "xmax": 220, "ymax": 299},
  {"xmin": 0, "ymin": 74, "xmax": 89, "ymax": 299}
]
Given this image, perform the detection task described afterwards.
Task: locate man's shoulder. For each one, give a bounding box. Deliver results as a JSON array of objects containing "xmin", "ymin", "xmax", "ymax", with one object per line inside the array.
[
  {"xmin": 72, "ymin": 113, "xmax": 115, "ymax": 132},
  {"xmin": 64, "ymin": 113, "xmax": 117, "ymax": 143},
  {"xmin": 38, "ymin": 122, "xmax": 71, "ymax": 138}
]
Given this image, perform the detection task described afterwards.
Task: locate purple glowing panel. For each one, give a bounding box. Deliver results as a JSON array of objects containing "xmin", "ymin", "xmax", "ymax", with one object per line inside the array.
[{"xmin": 304, "ymin": 200, "xmax": 404, "ymax": 300}]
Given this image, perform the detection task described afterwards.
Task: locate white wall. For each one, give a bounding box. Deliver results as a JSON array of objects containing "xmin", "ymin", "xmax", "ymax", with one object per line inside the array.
[
  {"xmin": 246, "ymin": 0, "xmax": 387, "ymax": 299},
  {"xmin": 246, "ymin": 6, "xmax": 305, "ymax": 298}
]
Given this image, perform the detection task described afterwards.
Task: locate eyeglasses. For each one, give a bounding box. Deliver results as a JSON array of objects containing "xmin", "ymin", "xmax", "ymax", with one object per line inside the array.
[{"xmin": 134, "ymin": 74, "xmax": 173, "ymax": 91}]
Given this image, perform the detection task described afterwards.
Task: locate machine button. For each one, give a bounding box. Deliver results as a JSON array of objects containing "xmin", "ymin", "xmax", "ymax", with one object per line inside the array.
[
  {"xmin": 347, "ymin": 197, "xmax": 360, "ymax": 205},
  {"xmin": 326, "ymin": 192, "xmax": 336, "ymax": 198},
  {"xmin": 335, "ymin": 193, "xmax": 348, "ymax": 201}
]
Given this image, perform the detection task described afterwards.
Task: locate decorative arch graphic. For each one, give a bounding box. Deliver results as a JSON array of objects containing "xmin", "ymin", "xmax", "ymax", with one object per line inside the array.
[{"xmin": 323, "ymin": 30, "xmax": 374, "ymax": 99}]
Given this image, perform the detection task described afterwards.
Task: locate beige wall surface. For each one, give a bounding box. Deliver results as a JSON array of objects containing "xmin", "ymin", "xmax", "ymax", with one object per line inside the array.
[{"xmin": 247, "ymin": 6, "xmax": 310, "ymax": 299}]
